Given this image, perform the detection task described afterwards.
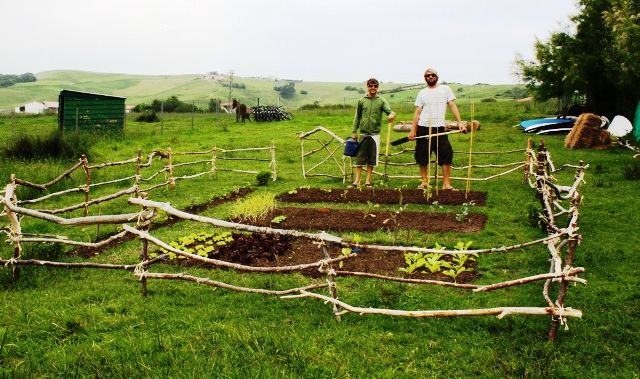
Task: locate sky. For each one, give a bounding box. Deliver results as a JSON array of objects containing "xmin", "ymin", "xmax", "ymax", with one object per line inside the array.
[{"xmin": 2, "ymin": 0, "xmax": 579, "ymax": 84}]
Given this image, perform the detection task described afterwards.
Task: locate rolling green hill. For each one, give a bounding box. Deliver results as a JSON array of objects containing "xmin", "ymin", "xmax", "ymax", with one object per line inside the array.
[{"xmin": 0, "ymin": 70, "xmax": 527, "ymax": 112}]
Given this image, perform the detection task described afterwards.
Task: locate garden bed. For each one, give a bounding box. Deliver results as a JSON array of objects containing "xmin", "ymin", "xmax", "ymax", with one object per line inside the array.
[
  {"xmin": 244, "ymin": 207, "xmax": 486, "ymax": 233},
  {"xmin": 277, "ymin": 187, "xmax": 487, "ymax": 205},
  {"xmin": 161, "ymin": 232, "xmax": 480, "ymax": 283}
]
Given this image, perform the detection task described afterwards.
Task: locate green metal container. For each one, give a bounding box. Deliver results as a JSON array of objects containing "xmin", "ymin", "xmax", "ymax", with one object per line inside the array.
[{"xmin": 58, "ymin": 90, "xmax": 126, "ymax": 132}]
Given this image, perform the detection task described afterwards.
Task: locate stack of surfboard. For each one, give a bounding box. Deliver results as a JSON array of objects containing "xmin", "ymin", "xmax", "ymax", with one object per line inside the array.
[{"xmin": 519, "ymin": 117, "xmax": 577, "ymax": 135}]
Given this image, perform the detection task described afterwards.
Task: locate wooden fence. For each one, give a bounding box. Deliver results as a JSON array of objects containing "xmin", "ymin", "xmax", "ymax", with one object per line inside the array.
[{"xmin": 1, "ymin": 140, "xmax": 585, "ymax": 341}]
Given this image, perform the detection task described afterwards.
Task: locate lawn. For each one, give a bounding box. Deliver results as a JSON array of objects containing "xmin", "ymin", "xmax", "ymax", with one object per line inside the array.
[{"xmin": 1, "ymin": 102, "xmax": 639, "ymax": 378}]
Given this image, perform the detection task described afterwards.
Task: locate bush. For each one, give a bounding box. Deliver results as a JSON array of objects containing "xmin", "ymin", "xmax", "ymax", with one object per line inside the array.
[
  {"xmin": 481, "ymin": 97, "xmax": 497, "ymax": 103},
  {"xmin": 135, "ymin": 111, "xmax": 159, "ymax": 123},
  {"xmin": 1, "ymin": 131, "xmax": 94, "ymax": 161},
  {"xmin": 256, "ymin": 171, "xmax": 272, "ymax": 186},
  {"xmin": 623, "ymin": 160, "xmax": 640, "ymax": 180}
]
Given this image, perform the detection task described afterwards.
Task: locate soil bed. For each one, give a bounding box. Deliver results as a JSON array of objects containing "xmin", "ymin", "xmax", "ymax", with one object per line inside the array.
[
  {"xmin": 165, "ymin": 233, "xmax": 479, "ymax": 283},
  {"xmin": 277, "ymin": 187, "xmax": 487, "ymax": 205},
  {"xmin": 72, "ymin": 188, "xmax": 254, "ymax": 257},
  {"xmin": 242, "ymin": 207, "xmax": 486, "ymax": 233}
]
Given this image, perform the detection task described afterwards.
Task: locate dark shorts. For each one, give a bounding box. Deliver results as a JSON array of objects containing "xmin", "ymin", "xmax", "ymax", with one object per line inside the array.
[
  {"xmin": 414, "ymin": 126, "xmax": 453, "ymax": 166},
  {"xmin": 355, "ymin": 135, "xmax": 378, "ymax": 166}
]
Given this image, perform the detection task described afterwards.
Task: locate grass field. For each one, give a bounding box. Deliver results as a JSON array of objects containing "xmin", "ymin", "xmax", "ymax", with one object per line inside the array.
[
  {"xmin": 0, "ymin": 70, "xmax": 530, "ymax": 112},
  {"xmin": 1, "ymin": 101, "xmax": 639, "ymax": 378}
]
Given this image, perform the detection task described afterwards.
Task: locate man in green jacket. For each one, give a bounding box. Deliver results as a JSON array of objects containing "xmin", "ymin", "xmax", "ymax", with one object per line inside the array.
[{"xmin": 350, "ymin": 78, "xmax": 396, "ymax": 187}]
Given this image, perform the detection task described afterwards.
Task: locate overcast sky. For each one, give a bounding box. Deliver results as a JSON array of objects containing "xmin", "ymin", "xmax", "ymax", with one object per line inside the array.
[{"xmin": 2, "ymin": 0, "xmax": 578, "ymax": 84}]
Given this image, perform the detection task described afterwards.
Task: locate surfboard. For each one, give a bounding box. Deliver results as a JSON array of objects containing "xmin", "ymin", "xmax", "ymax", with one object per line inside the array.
[
  {"xmin": 519, "ymin": 117, "xmax": 575, "ymax": 130},
  {"xmin": 523, "ymin": 120, "xmax": 576, "ymax": 133},
  {"xmin": 535, "ymin": 126, "xmax": 574, "ymax": 135}
]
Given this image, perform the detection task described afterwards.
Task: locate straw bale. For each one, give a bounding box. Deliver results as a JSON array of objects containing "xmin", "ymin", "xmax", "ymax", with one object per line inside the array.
[{"xmin": 565, "ymin": 113, "xmax": 610, "ymax": 149}]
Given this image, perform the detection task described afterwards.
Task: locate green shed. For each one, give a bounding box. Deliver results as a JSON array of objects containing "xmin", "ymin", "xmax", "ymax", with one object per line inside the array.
[{"xmin": 58, "ymin": 90, "xmax": 126, "ymax": 132}]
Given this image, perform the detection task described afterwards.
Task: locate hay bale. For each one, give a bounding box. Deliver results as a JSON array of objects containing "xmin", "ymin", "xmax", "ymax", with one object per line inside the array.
[{"xmin": 565, "ymin": 113, "xmax": 610, "ymax": 149}]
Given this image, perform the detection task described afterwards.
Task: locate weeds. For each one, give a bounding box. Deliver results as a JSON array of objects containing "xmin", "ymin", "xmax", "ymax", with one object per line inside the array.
[{"xmin": 229, "ymin": 192, "xmax": 277, "ymax": 223}]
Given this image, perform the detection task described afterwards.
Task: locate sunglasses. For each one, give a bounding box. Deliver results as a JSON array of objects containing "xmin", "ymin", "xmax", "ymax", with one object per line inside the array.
[
  {"xmin": 424, "ymin": 74, "xmax": 437, "ymax": 78},
  {"xmin": 367, "ymin": 84, "xmax": 379, "ymax": 88}
]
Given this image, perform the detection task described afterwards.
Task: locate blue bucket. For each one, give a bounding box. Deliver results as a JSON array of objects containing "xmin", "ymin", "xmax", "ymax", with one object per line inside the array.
[{"xmin": 344, "ymin": 138, "xmax": 359, "ymax": 157}]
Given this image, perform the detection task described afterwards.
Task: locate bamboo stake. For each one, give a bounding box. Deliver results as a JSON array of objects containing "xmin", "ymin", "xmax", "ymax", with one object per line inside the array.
[
  {"xmin": 465, "ymin": 103, "xmax": 475, "ymax": 198},
  {"xmin": 426, "ymin": 105, "xmax": 433, "ymax": 200},
  {"xmin": 167, "ymin": 148, "xmax": 174, "ymax": 190},
  {"xmin": 270, "ymin": 141, "xmax": 277, "ymax": 181},
  {"xmin": 383, "ymin": 121, "xmax": 392, "ymax": 181}
]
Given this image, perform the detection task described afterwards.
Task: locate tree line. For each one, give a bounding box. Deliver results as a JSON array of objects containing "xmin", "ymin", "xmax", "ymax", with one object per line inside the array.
[
  {"xmin": 516, "ymin": 0, "xmax": 639, "ymax": 119},
  {"xmin": 0, "ymin": 73, "xmax": 36, "ymax": 88}
]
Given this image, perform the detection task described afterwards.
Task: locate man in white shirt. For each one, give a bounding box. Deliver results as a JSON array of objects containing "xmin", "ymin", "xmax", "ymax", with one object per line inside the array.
[{"xmin": 408, "ymin": 68, "xmax": 466, "ymax": 190}]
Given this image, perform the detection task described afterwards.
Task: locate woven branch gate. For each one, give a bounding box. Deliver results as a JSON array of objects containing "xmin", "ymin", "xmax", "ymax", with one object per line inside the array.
[
  {"xmin": 298, "ymin": 125, "xmax": 527, "ymax": 186},
  {"xmin": 1, "ymin": 140, "xmax": 585, "ymax": 341}
]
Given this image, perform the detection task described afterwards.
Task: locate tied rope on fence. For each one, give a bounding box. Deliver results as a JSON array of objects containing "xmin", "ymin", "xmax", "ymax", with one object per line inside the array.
[{"xmin": 0, "ymin": 140, "xmax": 586, "ymax": 341}]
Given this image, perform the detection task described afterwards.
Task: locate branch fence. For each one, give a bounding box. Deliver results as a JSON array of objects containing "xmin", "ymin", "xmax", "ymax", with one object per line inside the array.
[{"xmin": 1, "ymin": 138, "xmax": 586, "ymax": 341}]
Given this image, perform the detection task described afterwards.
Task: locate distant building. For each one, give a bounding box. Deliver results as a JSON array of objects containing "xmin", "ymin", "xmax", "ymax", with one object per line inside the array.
[
  {"xmin": 15, "ymin": 101, "xmax": 45, "ymax": 114},
  {"xmin": 58, "ymin": 90, "xmax": 126, "ymax": 132},
  {"xmin": 14, "ymin": 101, "xmax": 59, "ymax": 114}
]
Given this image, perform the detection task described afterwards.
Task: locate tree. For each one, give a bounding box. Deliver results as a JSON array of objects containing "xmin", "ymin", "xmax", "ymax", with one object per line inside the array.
[
  {"xmin": 274, "ymin": 82, "xmax": 296, "ymax": 99},
  {"xmin": 516, "ymin": 0, "xmax": 640, "ymax": 119}
]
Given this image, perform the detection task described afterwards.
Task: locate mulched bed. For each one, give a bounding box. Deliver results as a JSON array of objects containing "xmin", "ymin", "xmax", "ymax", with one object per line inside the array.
[
  {"xmin": 242, "ymin": 207, "xmax": 486, "ymax": 233},
  {"xmin": 277, "ymin": 187, "xmax": 487, "ymax": 205}
]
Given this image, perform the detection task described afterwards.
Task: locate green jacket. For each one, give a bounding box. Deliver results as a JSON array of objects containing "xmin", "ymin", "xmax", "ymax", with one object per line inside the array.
[{"xmin": 352, "ymin": 95, "xmax": 393, "ymax": 135}]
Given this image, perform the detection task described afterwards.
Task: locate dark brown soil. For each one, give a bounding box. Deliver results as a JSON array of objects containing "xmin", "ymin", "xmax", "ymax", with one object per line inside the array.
[
  {"xmin": 277, "ymin": 187, "xmax": 486, "ymax": 205},
  {"xmin": 242, "ymin": 207, "xmax": 486, "ymax": 233},
  {"xmin": 166, "ymin": 233, "xmax": 480, "ymax": 283},
  {"xmin": 71, "ymin": 188, "xmax": 254, "ymax": 257}
]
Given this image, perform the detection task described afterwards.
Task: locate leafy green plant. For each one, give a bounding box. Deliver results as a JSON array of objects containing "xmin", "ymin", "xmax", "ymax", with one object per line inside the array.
[
  {"xmin": 270, "ymin": 215, "xmax": 287, "ymax": 224},
  {"xmin": 442, "ymin": 241, "xmax": 476, "ymax": 281},
  {"xmin": 255, "ymin": 171, "xmax": 272, "ymax": 186},
  {"xmin": 155, "ymin": 231, "xmax": 234, "ymax": 260},
  {"xmin": 383, "ymin": 204, "xmax": 407, "ymax": 244},
  {"xmin": 455, "ymin": 201, "xmax": 476, "ymax": 222}
]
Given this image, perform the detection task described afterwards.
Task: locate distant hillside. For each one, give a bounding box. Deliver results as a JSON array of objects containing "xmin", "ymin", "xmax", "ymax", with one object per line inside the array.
[{"xmin": 0, "ymin": 70, "xmax": 526, "ymax": 112}]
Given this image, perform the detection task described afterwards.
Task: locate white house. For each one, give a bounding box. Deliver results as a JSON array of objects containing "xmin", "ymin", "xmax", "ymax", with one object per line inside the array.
[
  {"xmin": 15, "ymin": 101, "xmax": 46, "ymax": 114},
  {"xmin": 14, "ymin": 101, "xmax": 58, "ymax": 114}
]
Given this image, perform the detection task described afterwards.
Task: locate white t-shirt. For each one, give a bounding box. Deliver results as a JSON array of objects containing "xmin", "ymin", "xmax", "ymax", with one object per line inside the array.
[{"xmin": 414, "ymin": 85, "xmax": 456, "ymax": 127}]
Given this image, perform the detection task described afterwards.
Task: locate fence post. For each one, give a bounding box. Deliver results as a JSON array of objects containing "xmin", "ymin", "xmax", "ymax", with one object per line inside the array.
[
  {"xmin": 523, "ymin": 138, "xmax": 533, "ymax": 184},
  {"xmin": 7, "ymin": 175, "xmax": 22, "ymax": 282},
  {"xmin": 167, "ymin": 148, "xmax": 175, "ymax": 190},
  {"xmin": 319, "ymin": 240, "xmax": 342, "ymax": 321},
  {"xmin": 80, "ymin": 154, "xmax": 91, "ymax": 217},
  {"xmin": 211, "ymin": 146, "xmax": 217, "ymax": 175},
  {"xmin": 548, "ymin": 161, "xmax": 584, "ymax": 342},
  {"xmin": 270, "ymin": 141, "xmax": 277, "ymax": 181}
]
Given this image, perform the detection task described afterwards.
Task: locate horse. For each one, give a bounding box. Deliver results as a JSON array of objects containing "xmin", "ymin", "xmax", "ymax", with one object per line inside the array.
[{"xmin": 231, "ymin": 98, "xmax": 251, "ymax": 123}]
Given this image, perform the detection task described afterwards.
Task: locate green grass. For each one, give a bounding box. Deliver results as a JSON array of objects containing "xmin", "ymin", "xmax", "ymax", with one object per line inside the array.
[
  {"xmin": 0, "ymin": 70, "xmax": 530, "ymax": 112},
  {"xmin": 1, "ymin": 101, "xmax": 639, "ymax": 378}
]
